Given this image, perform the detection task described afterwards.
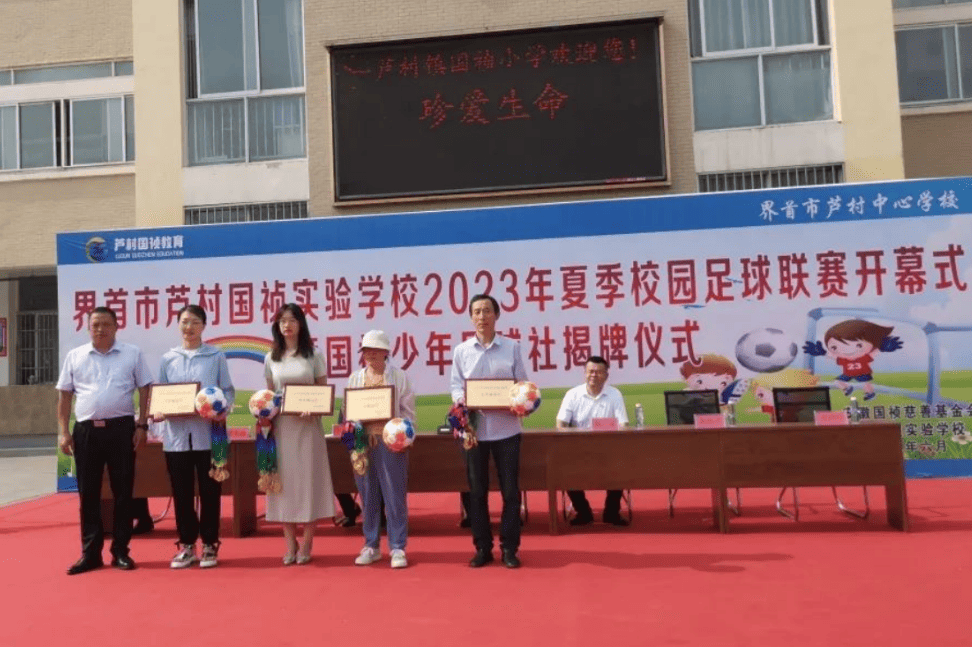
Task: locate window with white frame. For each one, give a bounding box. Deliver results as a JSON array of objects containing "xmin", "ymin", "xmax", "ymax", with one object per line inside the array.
[
  {"xmin": 688, "ymin": 0, "xmax": 833, "ymax": 131},
  {"xmin": 185, "ymin": 0, "xmax": 306, "ymax": 165},
  {"xmin": 896, "ymin": 24, "xmax": 972, "ymax": 104},
  {"xmin": 894, "ymin": 0, "xmax": 972, "ymax": 8},
  {"xmin": 0, "ymin": 96, "xmax": 134, "ymax": 170},
  {"xmin": 0, "ymin": 60, "xmax": 133, "ymax": 85}
]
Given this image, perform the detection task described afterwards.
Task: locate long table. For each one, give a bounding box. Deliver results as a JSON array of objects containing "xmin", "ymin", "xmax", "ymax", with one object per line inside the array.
[
  {"xmin": 100, "ymin": 441, "xmax": 259, "ymax": 538},
  {"xmin": 102, "ymin": 422, "xmax": 908, "ymax": 536},
  {"xmin": 544, "ymin": 423, "xmax": 909, "ymax": 533}
]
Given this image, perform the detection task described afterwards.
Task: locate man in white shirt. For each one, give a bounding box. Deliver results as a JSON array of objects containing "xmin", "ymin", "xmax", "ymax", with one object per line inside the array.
[
  {"xmin": 450, "ymin": 294, "xmax": 528, "ymax": 568},
  {"xmin": 57, "ymin": 307, "xmax": 152, "ymax": 575},
  {"xmin": 556, "ymin": 356, "xmax": 629, "ymax": 526}
]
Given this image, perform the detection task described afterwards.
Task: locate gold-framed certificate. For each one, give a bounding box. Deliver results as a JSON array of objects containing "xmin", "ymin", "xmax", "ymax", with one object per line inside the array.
[
  {"xmin": 465, "ymin": 379, "xmax": 514, "ymax": 410},
  {"xmin": 281, "ymin": 384, "xmax": 335, "ymax": 416},
  {"xmin": 344, "ymin": 385, "xmax": 396, "ymax": 422},
  {"xmin": 147, "ymin": 382, "xmax": 200, "ymax": 418}
]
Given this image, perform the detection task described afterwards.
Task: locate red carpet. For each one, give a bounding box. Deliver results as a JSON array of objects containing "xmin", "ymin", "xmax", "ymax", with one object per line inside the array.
[{"xmin": 2, "ymin": 482, "xmax": 970, "ymax": 647}]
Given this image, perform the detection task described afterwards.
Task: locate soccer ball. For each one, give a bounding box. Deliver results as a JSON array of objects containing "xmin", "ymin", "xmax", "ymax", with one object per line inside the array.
[
  {"xmin": 248, "ymin": 389, "xmax": 281, "ymax": 420},
  {"xmin": 195, "ymin": 386, "xmax": 229, "ymax": 420},
  {"xmin": 735, "ymin": 327, "xmax": 798, "ymax": 373},
  {"xmin": 509, "ymin": 381, "xmax": 541, "ymax": 417},
  {"xmin": 382, "ymin": 417, "xmax": 416, "ymax": 452}
]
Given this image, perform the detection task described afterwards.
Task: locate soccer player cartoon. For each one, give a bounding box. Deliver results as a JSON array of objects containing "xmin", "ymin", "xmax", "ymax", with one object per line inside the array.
[
  {"xmin": 803, "ymin": 319, "xmax": 903, "ymax": 400},
  {"xmin": 680, "ymin": 354, "xmax": 749, "ymax": 405}
]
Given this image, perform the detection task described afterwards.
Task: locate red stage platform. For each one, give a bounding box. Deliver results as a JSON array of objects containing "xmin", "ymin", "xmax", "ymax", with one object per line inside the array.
[{"xmin": 2, "ymin": 481, "xmax": 969, "ymax": 647}]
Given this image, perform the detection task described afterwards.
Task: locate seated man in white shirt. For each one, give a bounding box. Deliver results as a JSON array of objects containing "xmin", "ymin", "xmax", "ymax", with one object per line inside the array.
[{"xmin": 556, "ymin": 356, "xmax": 629, "ymax": 527}]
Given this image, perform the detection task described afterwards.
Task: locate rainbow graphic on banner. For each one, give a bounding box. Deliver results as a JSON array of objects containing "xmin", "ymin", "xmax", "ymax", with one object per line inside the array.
[{"xmin": 206, "ymin": 335, "xmax": 272, "ymax": 363}]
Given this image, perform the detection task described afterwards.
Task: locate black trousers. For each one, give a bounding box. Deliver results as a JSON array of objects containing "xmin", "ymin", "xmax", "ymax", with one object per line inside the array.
[
  {"xmin": 132, "ymin": 497, "xmax": 152, "ymax": 524},
  {"xmin": 164, "ymin": 450, "xmax": 221, "ymax": 546},
  {"xmin": 567, "ymin": 489, "xmax": 624, "ymax": 519},
  {"xmin": 73, "ymin": 417, "xmax": 135, "ymax": 559},
  {"xmin": 336, "ymin": 492, "xmax": 358, "ymax": 517},
  {"xmin": 465, "ymin": 434, "xmax": 521, "ymax": 553}
]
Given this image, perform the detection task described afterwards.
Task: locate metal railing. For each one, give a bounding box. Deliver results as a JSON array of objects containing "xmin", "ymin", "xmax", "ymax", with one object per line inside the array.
[
  {"xmin": 187, "ymin": 95, "xmax": 305, "ymax": 165},
  {"xmin": 185, "ymin": 200, "xmax": 308, "ymax": 225},
  {"xmin": 16, "ymin": 312, "xmax": 58, "ymax": 385},
  {"xmin": 698, "ymin": 164, "xmax": 843, "ymax": 192},
  {"xmin": 187, "ymin": 99, "xmax": 246, "ymax": 165}
]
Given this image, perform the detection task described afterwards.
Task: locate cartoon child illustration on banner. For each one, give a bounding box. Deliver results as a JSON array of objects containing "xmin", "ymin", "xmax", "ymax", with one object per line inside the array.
[
  {"xmin": 803, "ymin": 319, "xmax": 903, "ymax": 400},
  {"xmin": 679, "ymin": 354, "xmax": 749, "ymax": 405}
]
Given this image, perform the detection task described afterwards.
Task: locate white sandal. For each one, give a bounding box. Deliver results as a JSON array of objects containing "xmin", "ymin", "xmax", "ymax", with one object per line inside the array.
[{"xmin": 283, "ymin": 541, "xmax": 299, "ymax": 565}]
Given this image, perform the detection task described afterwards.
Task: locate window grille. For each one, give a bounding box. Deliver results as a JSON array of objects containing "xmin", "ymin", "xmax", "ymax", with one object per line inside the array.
[
  {"xmin": 184, "ymin": 200, "xmax": 308, "ymax": 224},
  {"xmin": 17, "ymin": 312, "xmax": 58, "ymax": 385},
  {"xmin": 698, "ymin": 164, "xmax": 844, "ymax": 192}
]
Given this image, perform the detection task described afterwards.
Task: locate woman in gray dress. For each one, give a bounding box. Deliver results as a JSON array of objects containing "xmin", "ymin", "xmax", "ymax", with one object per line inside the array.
[{"xmin": 264, "ymin": 303, "xmax": 335, "ymax": 565}]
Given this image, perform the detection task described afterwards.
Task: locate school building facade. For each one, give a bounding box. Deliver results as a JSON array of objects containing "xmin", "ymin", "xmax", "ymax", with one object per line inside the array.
[{"xmin": 0, "ymin": 0, "xmax": 970, "ymax": 431}]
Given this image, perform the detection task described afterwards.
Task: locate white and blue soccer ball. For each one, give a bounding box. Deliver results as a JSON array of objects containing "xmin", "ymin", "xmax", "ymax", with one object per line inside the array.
[
  {"xmin": 382, "ymin": 417, "xmax": 416, "ymax": 452},
  {"xmin": 509, "ymin": 381, "xmax": 542, "ymax": 417},
  {"xmin": 195, "ymin": 386, "xmax": 229, "ymax": 420},
  {"xmin": 735, "ymin": 327, "xmax": 798, "ymax": 373},
  {"xmin": 248, "ymin": 388, "xmax": 281, "ymax": 420}
]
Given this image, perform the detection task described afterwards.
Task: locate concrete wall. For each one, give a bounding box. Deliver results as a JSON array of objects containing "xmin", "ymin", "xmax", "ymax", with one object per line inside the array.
[
  {"xmin": 132, "ymin": 0, "xmax": 185, "ymax": 227},
  {"xmin": 305, "ymin": 0, "xmax": 695, "ymax": 216},
  {"xmin": 0, "ymin": 175, "xmax": 136, "ymax": 273},
  {"xmin": 0, "ymin": 386, "xmax": 58, "ymax": 436},
  {"xmin": 902, "ymin": 110, "xmax": 972, "ymax": 179},
  {"xmin": 830, "ymin": 0, "xmax": 905, "ymax": 182},
  {"xmin": 694, "ymin": 121, "xmax": 845, "ymax": 174},
  {"xmin": 0, "ymin": 0, "xmax": 132, "ymax": 66},
  {"xmin": 183, "ymin": 160, "xmax": 310, "ymax": 207}
]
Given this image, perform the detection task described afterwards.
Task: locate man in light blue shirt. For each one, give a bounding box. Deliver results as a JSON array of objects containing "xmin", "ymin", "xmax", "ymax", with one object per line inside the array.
[
  {"xmin": 450, "ymin": 294, "xmax": 528, "ymax": 568},
  {"xmin": 57, "ymin": 307, "xmax": 152, "ymax": 575},
  {"xmin": 556, "ymin": 355, "xmax": 629, "ymax": 526}
]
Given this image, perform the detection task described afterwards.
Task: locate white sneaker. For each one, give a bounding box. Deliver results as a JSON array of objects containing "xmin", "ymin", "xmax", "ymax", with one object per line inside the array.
[
  {"xmin": 390, "ymin": 549, "xmax": 408, "ymax": 569},
  {"xmin": 199, "ymin": 543, "xmax": 219, "ymax": 569},
  {"xmin": 170, "ymin": 543, "xmax": 197, "ymax": 569},
  {"xmin": 354, "ymin": 546, "xmax": 381, "ymax": 565}
]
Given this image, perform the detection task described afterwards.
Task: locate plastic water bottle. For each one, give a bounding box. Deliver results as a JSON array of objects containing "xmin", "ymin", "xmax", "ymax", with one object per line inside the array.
[
  {"xmin": 634, "ymin": 403, "xmax": 644, "ymax": 429},
  {"xmin": 849, "ymin": 397, "xmax": 860, "ymax": 425},
  {"xmin": 725, "ymin": 400, "xmax": 736, "ymax": 426}
]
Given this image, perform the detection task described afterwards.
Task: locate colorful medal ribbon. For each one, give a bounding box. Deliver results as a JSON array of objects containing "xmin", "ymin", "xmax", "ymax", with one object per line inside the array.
[
  {"xmin": 336, "ymin": 420, "xmax": 369, "ymax": 475},
  {"xmin": 255, "ymin": 419, "xmax": 282, "ymax": 493},
  {"xmin": 208, "ymin": 420, "xmax": 230, "ymax": 482},
  {"xmin": 448, "ymin": 402, "xmax": 477, "ymax": 449}
]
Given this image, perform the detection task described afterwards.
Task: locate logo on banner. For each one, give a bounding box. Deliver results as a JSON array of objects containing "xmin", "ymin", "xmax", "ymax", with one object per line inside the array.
[
  {"xmin": 84, "ymin": 237, "xmax": 109, "ymax": 263},
  {"xmin": 112, "ymin": 235, "xmax": 186, "ymax": 260}
]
